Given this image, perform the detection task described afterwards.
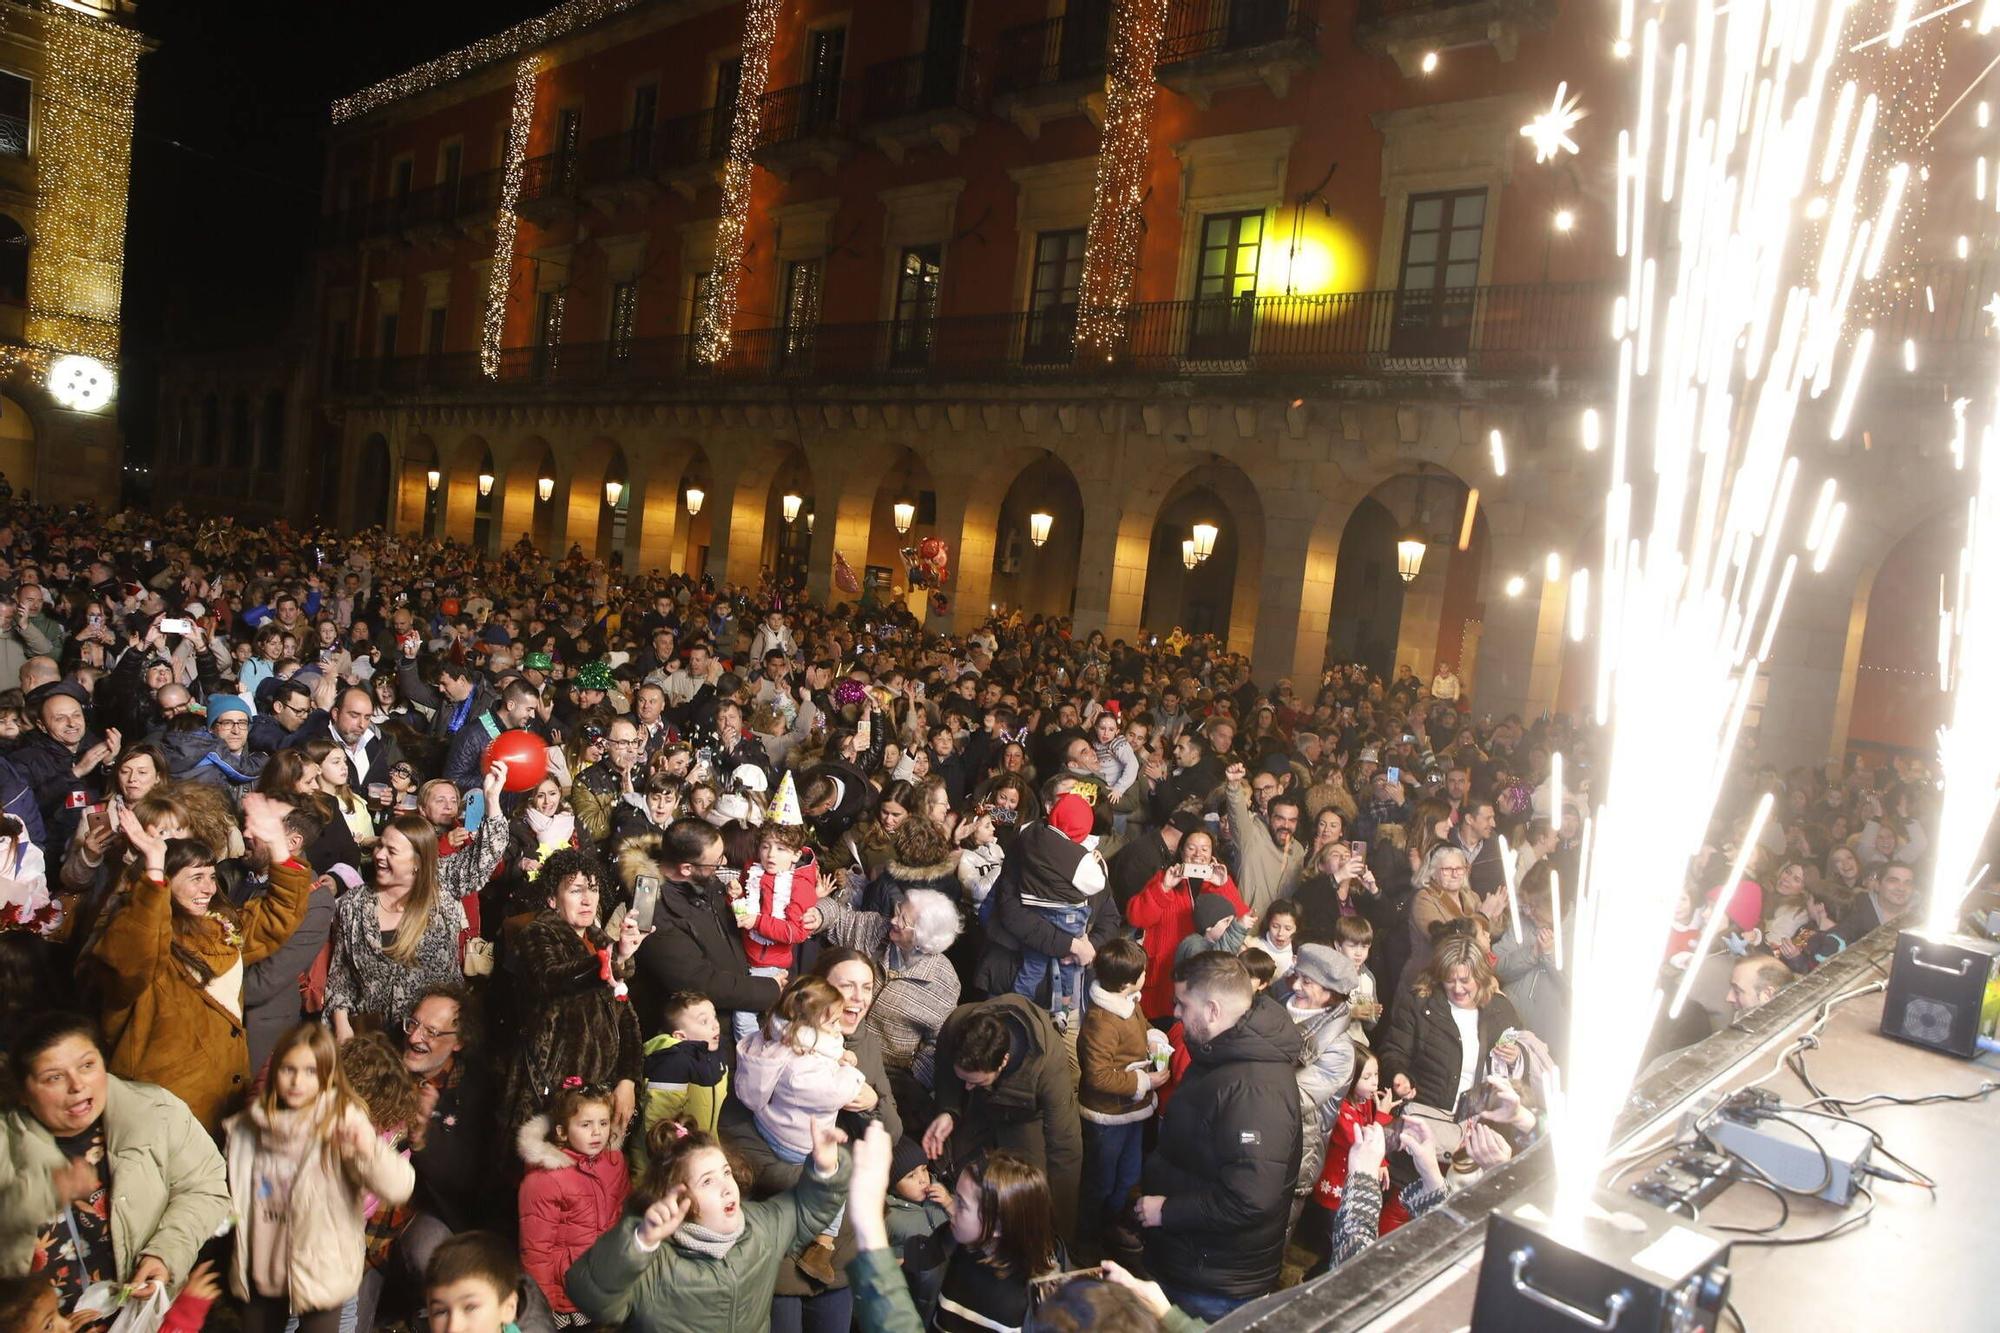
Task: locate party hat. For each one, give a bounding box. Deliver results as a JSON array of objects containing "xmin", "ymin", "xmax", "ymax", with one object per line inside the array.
[{"xmin": 771, "ymin": 770, "xmax": 804, "ymax": 826}]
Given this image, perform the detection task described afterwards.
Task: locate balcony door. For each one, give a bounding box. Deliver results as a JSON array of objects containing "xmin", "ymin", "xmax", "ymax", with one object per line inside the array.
[
  {"xmin": 628, "ymin": 84, "xmax": 658, "ymax": 170},
  {"xmin": 891, "ymin": 245, "xmax": 942, "ymax": 368},
  {"xmin": 1392, "ymin": 188, "xmax": 1485, "ymax": 357},
  {"xmin": 780, "ymin": 258, "xmax": 823, "ymax": 368},
  {"xmin": 710, "ymin": 58, "xmax": 742, "ymax": 158},
  {"xmin": 1189, "ymin": 209, "xmax": 1262, "ymax": 359},
  {"xmin": 1226, "ymin": 0, "xmax": 1291, "ymax": 49},
  {"xmin": 1026, "ymin": 228, "xmax": 1084, "ymax": 365},
  {"xmin": 920, "ymin": 0, "xmax": 968, "ymax": 108},
  {"xmin": 802, "ymin": 27, "xmax": 846, "ymax": 132},
  {"xmin": 1058, "ymin": 0, "xmax": 1112, "ymax": 79},
  {"xmin": 554, "ymin": 108, "xmax": 582, "ymax": 190}
]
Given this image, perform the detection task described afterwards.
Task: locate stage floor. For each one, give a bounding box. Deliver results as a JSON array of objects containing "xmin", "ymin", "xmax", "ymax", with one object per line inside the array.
[{"xmin": 1343, "ymin": 981, "xmax": 2000, "ymax": 1332}]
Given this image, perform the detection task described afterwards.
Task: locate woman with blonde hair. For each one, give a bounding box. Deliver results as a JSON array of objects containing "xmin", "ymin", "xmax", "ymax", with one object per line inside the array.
[
  {"xmin": 326, "ymin": 761, "xmax": 511, "ymax": 1039},
  {"xmin": 1377, "ymin": 932, "xmax": 1522, "ymax": 1116}
]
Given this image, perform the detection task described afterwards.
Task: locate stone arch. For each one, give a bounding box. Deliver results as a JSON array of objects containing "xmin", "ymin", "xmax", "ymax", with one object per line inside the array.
[
  {"xmin": 561, "ymin": 435, "xmax": 628, "ymax": 560},
  {"xmin": 763, "ymin": 445, "xmax": 816, "ymax": 587},
  {"xmin": 629, "ymin": 440, "xmax": 712, "ymax": 577},
  {"xmin": 399, "ymin": 433, "xmax": 440, "ymax": 536},
  {"xmin": 986, "ymin": 451, "xmax": 1084, "ymax": 619},
  {"xmin": 0, "ymin": 391, "xmax": 36, "ymax": 498},
  {"xmin": 354, "ymin": 433, "xmax": 392, "ymax": 531},
  {"xmin": 1138, "ymin": 457, "xmax": 1266, "ymax": 657},
  {"xmin": 495, "ymin": 435, "xmax": 558, "ymax": 552},
  {"xmin": 866, "ymin": 446, "xmax": 942, "ymax": 617},
  {"xmin": 443, "ymin": 435, "xmax": 495, "ymax": 548},
  {"xmin": 1327, "ymin": 467, "xmax": 1489, "ymax": 680},
  {"xmin": 1838, "ymin": 500, "xmax": 1960, "ymax": 758}
]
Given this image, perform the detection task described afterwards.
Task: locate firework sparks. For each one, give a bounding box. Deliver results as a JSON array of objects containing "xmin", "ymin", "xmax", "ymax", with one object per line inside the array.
[
  {"xmin": 1552, "ymin": 0, "xmax": 1903, "ymax": 1231},
  {"xmin": 1523, "ymin": 81, "xmax": 1585, "ymax": 163}
]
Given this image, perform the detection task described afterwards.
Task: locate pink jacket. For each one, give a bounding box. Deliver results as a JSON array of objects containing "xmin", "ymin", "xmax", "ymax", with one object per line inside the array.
[
  {"xmin": 733, "ymin": 1019, "xmax": 866, "ymax": 1159},
  {"xmin": 740, "ymin": 853, "xmax": 822, "ymax": 970},
  {"xmin": 515, "ymin": 1117, "xmax": 631, "ymax": 1314}
]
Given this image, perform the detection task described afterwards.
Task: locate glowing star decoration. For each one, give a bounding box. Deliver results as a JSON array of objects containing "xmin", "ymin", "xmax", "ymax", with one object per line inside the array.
[
  {"xmin": 481, "ymin": 56, "xmax": 541, "ymax": 380},
  {"xmin": 1521, "ymin": 81, "xmax": 1584, "ymax": 163},
  {"xmin": 1075, "ymin": 0, "xmax": 1169, "ymax": 357},
  {"xmin": 46, "ymin": 354, "xmax": 113, "ymax": 411},
  {"xmin": 696, "ymin": 0, "xmax": 784, "ymax": 366},
  {"xmin": 28, "ymin": 7, "xmax": 142, "ymax": 364}
]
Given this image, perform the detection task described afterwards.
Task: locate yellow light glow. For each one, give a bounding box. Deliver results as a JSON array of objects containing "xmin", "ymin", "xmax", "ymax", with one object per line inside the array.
[
  {"xmin": 29, "ymin": 8, "xmax": 141, "ymax": 364},
  {"xmin": 1259, "ymin": 214, "xmax": 1366, "ymax": 300},
  {"xmin": 1554, "ymin": 208, "xmax": 1576, "ymax": 232},
  {"xmin": 1505, "ymin": 574, "xmax": 1527, "ymax": 597},
  {"xmin": 1421, "ymin": 50, "xmax": 1439, "ymax": 73}
]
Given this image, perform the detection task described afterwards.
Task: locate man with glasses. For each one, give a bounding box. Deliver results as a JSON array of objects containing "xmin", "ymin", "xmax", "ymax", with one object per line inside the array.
[
  {"xmin": 249, "ymin": 676, "xmax": 315, "ymax": 755},
  {"xmin": 571, "ymin": 715, "xmax": 644, "ymax": 847},
  {"xmin": 169, "ymin": 694, "xmax": 267, "ymax": 803},
  {"xmin": 629, "ymin": 818, "xmax": 782, "ymax": 1041},
  {"xmin": 355, "ymin": 986, "xmax": 506, "ymax": 1332}
]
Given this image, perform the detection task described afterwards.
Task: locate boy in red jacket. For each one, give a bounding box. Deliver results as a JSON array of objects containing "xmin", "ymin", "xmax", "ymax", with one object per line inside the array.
[{"xmin": 729, "ymin": 824, "xmax": 820, "ymax": 1041}]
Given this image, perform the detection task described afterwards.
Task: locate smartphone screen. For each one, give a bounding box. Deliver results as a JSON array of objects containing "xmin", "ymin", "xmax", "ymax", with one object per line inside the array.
[
  {"xmin": 632, "ymin": 875, "xmax": 662, "ymax": 931},
  {"xmin": 1386, "ymin": 766, "xmax": 1402, "ymax": 783}
]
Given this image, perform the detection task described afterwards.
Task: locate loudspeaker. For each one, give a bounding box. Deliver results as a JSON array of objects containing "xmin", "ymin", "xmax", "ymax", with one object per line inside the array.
[
  {"xmin": 1880, "ymin": 929, "xmax": 2000, "ymax": 1059},
  {"xmin": 1472, "ymin": 1191, "xmax": 1731, "ymax": 1332}
]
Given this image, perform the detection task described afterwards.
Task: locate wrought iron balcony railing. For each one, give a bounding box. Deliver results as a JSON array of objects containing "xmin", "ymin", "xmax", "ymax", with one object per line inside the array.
[
  {"xmin": 758, "ymin": 78, "xmax": 855, "ymax": 148},
  {"xmin": 993, "ymin": 14, "xmax": 1109, "ymax": 95},
  {"xmin": 860, "ymin": 48, "xmax": 979, "ymax": 123},
  {"xmin": 1159, "ymin": 0, "xmax": 1319, "ymax": 64},
  {"xmin": 329, "ymin": 280, "xmax": 1621, "ymax": 396}
]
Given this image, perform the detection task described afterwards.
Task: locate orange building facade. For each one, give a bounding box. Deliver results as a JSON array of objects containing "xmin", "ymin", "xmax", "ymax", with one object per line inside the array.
[{"xmin": 271, "ymin": 0, "xmax": 1983, "ymax": 767}]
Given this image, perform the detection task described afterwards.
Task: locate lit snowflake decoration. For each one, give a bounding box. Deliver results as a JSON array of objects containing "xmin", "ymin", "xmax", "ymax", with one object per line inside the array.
[{"xmin": 1522, "ymin": 81, "xmax": 1583, "ymax": 163}]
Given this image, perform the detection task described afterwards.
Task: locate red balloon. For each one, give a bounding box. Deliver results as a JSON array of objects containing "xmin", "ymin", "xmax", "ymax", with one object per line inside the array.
[
  {"xmin": 918, "ymin": 536, "xmax": 946, "ymax": 564},
  {"xmin": 482, "ymin": 729, "xmax": 549, "ymax": 792}
]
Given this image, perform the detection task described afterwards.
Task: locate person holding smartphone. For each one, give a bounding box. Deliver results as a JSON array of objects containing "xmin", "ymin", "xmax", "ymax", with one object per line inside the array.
[{"xmin": 1124, "ymin": 828, "xmax": 1249, "ymax": 1020}]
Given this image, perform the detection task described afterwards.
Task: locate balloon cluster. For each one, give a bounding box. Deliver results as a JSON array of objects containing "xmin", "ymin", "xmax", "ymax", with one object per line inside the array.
[{"xmin": 902, "ymin": 537, "xmax": 951, "ymax": 591}]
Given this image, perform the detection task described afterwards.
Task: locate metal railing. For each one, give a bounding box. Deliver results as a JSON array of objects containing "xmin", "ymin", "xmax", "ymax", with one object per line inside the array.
[
  {"xmin": 1160, "ymin": 0, "xmax": 1320, "ymax": 64},
  {"xmin": 0, "ymin": 112, "xmax": 25, "ymax": 158},
  {"xmin": 331, "ymin": 281, "xmax": 1622, "ymax": 395},
  {"xmin": 993, "ymin": 13, "xmax": 1110, "ymax": 95},
  {"xmin": 860, "ymin": 49, "xmax": 979, "ymax": 124},
  {"xmin": 318, "ymin": 167, "xmax": 501, "ymax": 245},
  {"xmin": 758, "ymin": 78, "xmax": 854, "ymax": 148},
  {"xmin": 518, "ymin": 149, "xmax": 581, "ymax": 205}
]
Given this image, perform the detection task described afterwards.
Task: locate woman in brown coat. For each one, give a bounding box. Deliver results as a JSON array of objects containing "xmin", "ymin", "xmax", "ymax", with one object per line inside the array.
[
  {"xmin": 500, "ymin": 847, "xmax": 645, "ymax": 1135},
  {"xmin": 91, "ymin": 793, "xmax": 312, "ymax": 1130}
]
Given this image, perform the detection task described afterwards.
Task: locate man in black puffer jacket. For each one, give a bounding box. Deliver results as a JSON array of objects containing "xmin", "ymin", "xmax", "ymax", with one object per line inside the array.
[{"xmin": 1136, "ymin": 952, "xmax": 1304, "ymax": 1321}]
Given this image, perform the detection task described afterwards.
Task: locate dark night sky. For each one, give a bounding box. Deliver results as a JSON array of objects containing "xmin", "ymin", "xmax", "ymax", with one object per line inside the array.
[{"xmin": 116, "ymin": 0, "xmax": 551, "ymax": 474}]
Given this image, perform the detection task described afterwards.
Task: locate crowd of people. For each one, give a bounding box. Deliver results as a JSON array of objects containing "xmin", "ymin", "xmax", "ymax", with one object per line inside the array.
[{"xmin": 0, "ymin": 501, "xmax": 1941, "ymax": 1333}]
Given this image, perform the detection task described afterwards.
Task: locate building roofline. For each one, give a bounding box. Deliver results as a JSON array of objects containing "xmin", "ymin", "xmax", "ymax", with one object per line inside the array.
[{"xmin": 329, "ymin": 0, "xmax": 650, "ymax": 126}]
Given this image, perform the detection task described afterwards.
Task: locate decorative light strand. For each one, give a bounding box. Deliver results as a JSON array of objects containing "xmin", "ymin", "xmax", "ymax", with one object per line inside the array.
[
  {"xmin": 1075, "ymin": 0, "xmax": 1168, "ymax": 358},
  {"xmin": 332, "ymin": 0, "xmax": 645, "ymax": 124},
  {"xmin": 26, "ymin": 5, "xmax": 140, "ymax": 363},
  {"xmin": 695, "ymin": 0, "xmax": 783, "ymax": 367},
  {"xmin": 481, "ymin": 55, "xmax": 540, "ymax": 380}
]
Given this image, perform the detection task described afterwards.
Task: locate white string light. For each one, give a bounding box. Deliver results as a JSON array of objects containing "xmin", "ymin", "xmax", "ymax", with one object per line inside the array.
[
  {"xmin": 481, "ymin": 56, "xmax": 540, "ymax": 380},
  {"xmin": 696, "ymin": 0, "xmax": 782, "ymax": 366},
  {"xmin": 1076, "ymin": 0, "xmax": 1168, "ymax": 357}
]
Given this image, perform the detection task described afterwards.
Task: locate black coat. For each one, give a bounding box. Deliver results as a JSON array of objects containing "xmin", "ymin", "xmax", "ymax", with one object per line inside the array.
[
  {"xmin": 629, "ymin": 873, "xmax": 783, "ymax": 1036},
  {"xmin": 804, "ymin": 760, "xmax": 875, "ymax": 848},
  {"xmin": 1376, "ymin": 984, "xmax": 1520, "ymax": 1116},
  {"xmin": 12, "ymin": 729, "xmax": 100, "ymax": 859},
  {"xmin": 1107, "ymin": 829, "xmax": 1174, "ymax": 914},
  {"xmin": 970, "ymin": 844, "xmax": 1124, "ymax": 1000},
  {"xmin": 932, "ymin": 995, "xmax": 1084, "ymax": 1240},
  {"xmin": 502, "ymin": 909, "xmax": 645, "ymax": 1131},
  {"xmin": 1140, "ymin": 993, "xmax": 1304, "ymax": 1300}
]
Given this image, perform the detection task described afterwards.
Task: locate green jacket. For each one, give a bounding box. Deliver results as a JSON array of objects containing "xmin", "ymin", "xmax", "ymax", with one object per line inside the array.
[
  {"xmin": 0, "ymin": 1075, "xmax": 230, "ymax": 1283},
  {"xmin": 845, "ymin": 1248, "xmax": 1210, "ymax": 1332},
  {"xmin": 565, "ymin": 1149, "xmax": 850, "ymax": 1332}
]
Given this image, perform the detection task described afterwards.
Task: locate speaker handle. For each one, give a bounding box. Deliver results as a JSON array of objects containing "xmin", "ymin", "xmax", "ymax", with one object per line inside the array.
[
  {"xmin": 1904, "ymin": 946, "xmax": 1974, "ymax": 977},
  {"xmin": 1507, "ymin": 1246, "xmax": 1634, "ymax": 1331}
]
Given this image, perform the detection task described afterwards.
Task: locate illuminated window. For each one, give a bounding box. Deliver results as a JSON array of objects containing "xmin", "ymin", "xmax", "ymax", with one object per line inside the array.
[
  {"xmin": 0, "ymin": 72, "xmax": 27, "ymax": 158},
  {"xmin": 1190, "ymin": 210, "xmax": 1262, "ymax": 357},
  {"xmin": 891, "ymin": 245, "xmax": 940, "ymax": 367}
]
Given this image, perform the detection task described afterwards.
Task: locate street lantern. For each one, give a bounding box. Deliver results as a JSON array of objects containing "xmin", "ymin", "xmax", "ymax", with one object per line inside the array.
[
  {"xmin": 1397, "ymin": 529, "xmax": 1428, "ymax": 582},
  {"xmin": 1181, "ymin": 539, "xmax": 1199, "ymax": 570},
  {"xmin": 537, "ymin": 475, "xmax": 554, "ymax": 502},
  {"xmin": 605, "ymin": 479, "xmax": 624, "ymax": 506},
  {"xmin": 685, "ymin": 486, "xmax": 704, "ymax": 516},
  {"xmin": 893, "ymin": 501, "xmax": 915, "ymax": 534},
  {"xmin": 1029, "ymin": 512, "xmax": 1053, "ymax": 547},
  {"xmin": 426, "ymin": 468, "xmax": 441, "ymax": 491},
  {"xmin": 477, "ymin": 472, "xmax": 494, "ymax": 496},
  {"xmin": 1189, "ymin": 521, "xmax": 1218, "ymax": 563},
  {"xmin": 783, "ymin": 493, "xmax": 803, "ymax": 523}
]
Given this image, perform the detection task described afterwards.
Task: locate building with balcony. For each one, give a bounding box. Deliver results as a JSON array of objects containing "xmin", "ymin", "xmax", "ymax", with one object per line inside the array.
[
  {"xmin": 297, "ymin": 0, "xmax": 1981, "ymax": 767},
  {"xmin": 0, "ymin": 0, "xmax": 142, "ymax": 504}
]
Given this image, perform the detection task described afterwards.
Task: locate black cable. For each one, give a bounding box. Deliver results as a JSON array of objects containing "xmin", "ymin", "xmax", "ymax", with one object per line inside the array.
[
  {"xmin": 1729, "ymin": 1184, "xmax": 1876, "ymax": 1247},
  {"xmin": 1707, "ymin": 1169, "xmax": 1791, "ymax": 1235},
  {"xmin": 1726, "ymin": 1297, "xmax": 1750, "ymax": 1332}
]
